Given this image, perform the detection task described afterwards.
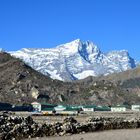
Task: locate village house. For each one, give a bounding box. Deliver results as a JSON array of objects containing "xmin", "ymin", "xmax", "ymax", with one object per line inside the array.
[
  {"xmin": 31, "ymin": 102, "xmax": 111, "ymax": 115},
  {"xmin": 82, "ymin": 105, "xmax": 96, "ymax": 112},
  {"xmin": 54, "ymin": 105, "xmax": 66, "ymax": 114},
  {"xmin": 62, "ymin": 107, "xmax": 80, "ymax": 115},
  {"xmin": 111, "ymin": 105, "xmax": 130, "ymax": 112},
  {"xmin": 31, "ymin": 102, "xmax": 41, "ymax": 112},
  {"xmin": 131, "ymin": 105, "xmax": 140, "ymax": 111},
  {"xmin": 95, "ymin": 106, "xmax": 111, "ymax": 111},
  {"xmin": 31, "ymin": 102, "xmax": 57, "ymax": 112}
]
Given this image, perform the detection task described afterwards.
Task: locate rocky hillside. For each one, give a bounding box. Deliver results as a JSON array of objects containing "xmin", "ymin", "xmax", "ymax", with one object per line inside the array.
[
  {"xmin": 10, "ymin": 39, "xmax": 137, "ymax": 81},
  {"xmin": 0, "ymin": 52, "xmax": 82, "ymax": 105},
  {"xmin": 0, "ymin": 52, "xmax": 140, "ymax": 106},
  {"xmin": 78, "ymin": 66, "xmax": 140, "ymax": 105}
]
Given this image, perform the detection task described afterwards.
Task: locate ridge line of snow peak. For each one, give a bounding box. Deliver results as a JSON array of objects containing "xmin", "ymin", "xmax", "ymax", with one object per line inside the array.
[{"xmin": 9, "ymin": 39, "xmax": 137, "ymax": 81}]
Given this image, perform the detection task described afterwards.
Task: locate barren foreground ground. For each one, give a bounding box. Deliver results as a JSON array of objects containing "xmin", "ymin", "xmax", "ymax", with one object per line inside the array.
[
  {"xmin": 24, "ymin": 111, "xmax": 140, "ymax": 140},
  {"xmin": 31, "ymin": 129, "xmax": 140, "ymax": 140}
]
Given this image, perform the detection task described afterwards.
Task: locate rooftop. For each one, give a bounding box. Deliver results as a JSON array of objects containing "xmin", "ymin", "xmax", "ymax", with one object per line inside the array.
[
  {"xmin": 42, "ymin": 108, "xmax": 54, "ymax": 111},
  {"xmin": 82, "ymin": 105, "xmax": 97, "ymax": 108},
  {"xmin": 64, "ymin": 107, "xmax": 80, "ymax": 111}
]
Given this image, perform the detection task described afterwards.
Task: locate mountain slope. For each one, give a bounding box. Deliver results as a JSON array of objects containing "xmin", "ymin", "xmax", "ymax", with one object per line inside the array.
[
  {"xmin": 76, "ymin": 66, "xmax": 140, "ymax": 105},
  {"xmin": 0, "ymin": 52, "xmax": 83, "ymax": 105},
  {"xmin": 1, "ymin": 52, "xmax": 140, "ymax": 106},
  {"xmin": 10, "ymin": 39, "xmax": 137, "ymax": 81}
]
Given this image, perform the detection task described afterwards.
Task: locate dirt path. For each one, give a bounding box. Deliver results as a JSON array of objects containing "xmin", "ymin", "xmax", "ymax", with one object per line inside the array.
[{"xmin": 30, "ymin": 129, "xmax": 140, "ymax": 140}]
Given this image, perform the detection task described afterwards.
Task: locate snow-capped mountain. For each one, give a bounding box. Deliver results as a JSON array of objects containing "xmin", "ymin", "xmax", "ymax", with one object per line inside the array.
[
  {"xmin": 10, "ymin": 39, "xmax": 137, "ymax": 81},
  {"xmin": 0, "ymin": 48, "xmax": 4, "ymax": 52}
]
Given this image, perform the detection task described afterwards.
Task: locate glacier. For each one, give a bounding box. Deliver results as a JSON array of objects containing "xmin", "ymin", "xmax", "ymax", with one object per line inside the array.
[{"xmin": 9, "ymin": 39, "xmax": 137, "ymax": 81}]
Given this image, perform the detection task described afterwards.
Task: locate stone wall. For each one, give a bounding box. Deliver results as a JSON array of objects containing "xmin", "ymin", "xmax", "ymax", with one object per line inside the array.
[{"xmin": 1, "ymin": 112, "xmax": 140, "ymax": 140}]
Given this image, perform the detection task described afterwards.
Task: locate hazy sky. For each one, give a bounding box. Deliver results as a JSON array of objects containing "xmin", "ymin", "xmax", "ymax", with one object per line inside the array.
[{"xmin": 0, "ymin": 0, "xmax": 140, "ymax": 60}]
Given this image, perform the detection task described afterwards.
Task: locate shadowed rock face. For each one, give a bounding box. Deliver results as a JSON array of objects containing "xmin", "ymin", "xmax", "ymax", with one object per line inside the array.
[{"xmin": 0, "ymin": 52, "xmax": 140, "ymax": 105}]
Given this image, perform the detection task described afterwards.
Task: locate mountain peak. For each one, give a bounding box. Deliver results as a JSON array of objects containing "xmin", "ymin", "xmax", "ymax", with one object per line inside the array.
[
  {"xmin": 56, "ymin": 39, "xmax": 82, "ymax": 56},
  {"xmin": 0, "ymin": 48, "xmax": 4, "ymax": 52},
  {"xmin": 10, "ymin": 39, "xmax": 137, "ymax": 81},
  {"xmin": 56, "ymin": 39, "xmax": 100, "ymax": 57},
  {"xmin": 72, "ymin": 38, "xmax": 81, "ymax": 43},
  {"xmin": 78, "ymin": 40, "xmax": 101, "ymax": 63}
]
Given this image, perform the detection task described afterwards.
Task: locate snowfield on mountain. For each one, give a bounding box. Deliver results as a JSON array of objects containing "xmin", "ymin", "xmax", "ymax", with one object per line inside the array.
[{"xmin": 10, "ymin": 39, "xmax": 137, "ymax": 81}]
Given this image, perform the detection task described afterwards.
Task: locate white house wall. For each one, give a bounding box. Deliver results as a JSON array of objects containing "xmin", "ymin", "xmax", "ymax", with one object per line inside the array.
[
  {"xmin": 31, "ymin": 103, "xmax": 41, "ymax": 112},
  {"xmin": 131, "ymin": 105, "xmax": 140, "ymax": 111},
  {"xmin": 83, "ymin": 108, "xmax": 94, "ymax": 112},
  {"xmin": 111, "ymin": 107, "xmax": 126, "ymax": 112}
]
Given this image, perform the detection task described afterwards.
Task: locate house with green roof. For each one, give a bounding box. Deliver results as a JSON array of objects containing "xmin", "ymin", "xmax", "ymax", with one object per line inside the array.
[
  {"xmin": 82, "ymin": 105, "xmax": 97, "ymax": 112},
  {"xmin": 70, "ymin": 105, "xmax": 83, "ymax": 109},
  {"xmin": 54, "ymin": 105, "xmax": 67, "ymax": 114},
  {"xmin": 31, "ymin": 102, "xmax": 57, "ymax": 112},
  {"xmin": 94, "ymin": 106, "xmax": 111, "ymax": 111},
  {"xmin": 31, "ymin": 102, "xmax": 42, "ymax": 112}
]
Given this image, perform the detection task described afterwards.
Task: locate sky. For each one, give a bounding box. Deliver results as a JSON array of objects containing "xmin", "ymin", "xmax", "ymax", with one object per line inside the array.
[{"xmin": 0, "ymin": 0, "xmax": 140, "ymax": 60}]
